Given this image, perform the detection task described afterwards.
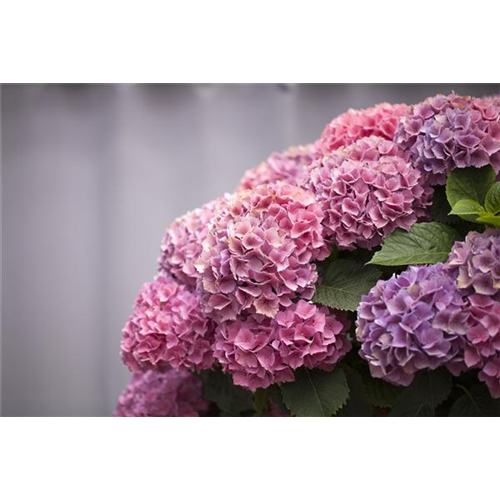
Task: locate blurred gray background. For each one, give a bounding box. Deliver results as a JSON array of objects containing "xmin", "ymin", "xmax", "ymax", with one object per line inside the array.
[{"xmin": 2, "ymin": 83, "xmax": 499, "ymax": 416}]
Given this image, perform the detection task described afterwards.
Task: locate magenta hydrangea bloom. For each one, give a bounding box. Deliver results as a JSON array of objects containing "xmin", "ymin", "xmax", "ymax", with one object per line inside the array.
[
  {"xmin": 213, "ymin": 314, "xmax": 294, "ymax": 390},
  {"xmin": 395, "ymin": 93, "xmax": 500, "ymax": 185},
  {"xmin": 315, "ymin": 102, "xmax": 409, "ymax": 155},
  {"xmin": 275, "ymin": 300, "xmax": 351, "ymax": 371},
  {"xmin": 308, "ymin": 148, "xmax": 431, "ymax": 250},
  {"xmin": 196, "ymin": 183, "xmax": 328, "ymax": 321},
  {"xmin": 356, "ymin": 264, "xmax": 469, "ymax": 386},
  {"xmin": 445, "ymin": 230, "xmax": 500, "ymax": 368},
  {"xmin": 237, "ymin": 144, "xmax": 318, "ymax": 191},
  {"xmin": 213, "ymin": 300, "xmax": 351, "ymax": 391},
  {"xmin": 158, "ymin": 201, "xmax": 215, "ymax": 286},
  {"xmin": 479, "ymin": 356, "xmax": 500, "ymax": 399},
  {"xmin": 114, "ymin": 368, "xmax": 208, "ymax": 417},
  {"xmin": 120, "ymin": 275, "xmax": 215, "ymax": 372}
]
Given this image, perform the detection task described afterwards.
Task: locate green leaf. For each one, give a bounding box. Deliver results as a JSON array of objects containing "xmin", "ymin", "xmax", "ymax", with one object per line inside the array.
[
  {"xmin": 431, "ymin": 185, "xmax": 460, "ymax": 224},
  {"xmin": 430, "ymin": 185, "xmax": 480, "ymax": 236},
  {"xmin": 390, "ymin": 369, "xmax": 452, "ymax": 417},
  {"xmin": 364, "ymin": 377, "xmax": 402, "ymax": 408},
  {"xmin": 368, "ymin": 222, "xmax": 461, "ymax": 266},
  {"xmin": 448, "ymin": 198, "xmax": 486, "ymax": 217},
  {"xmin": 446, "ymin": 165, "xmax": 496, "ymax": 208},
  {"xmin": 313, "ymin": 259, "xmax": 382, "ymax": 311},
  {"xmin": 476, "ymin": 214, "xmax": 500, "ymax": 227},
  {"xmin": 336, "ymin": 367, "xmax": 372, "ymax": 417},
  {"xmin": 253, "ymin": 388, "xmax": 269, "ymax": 416},
  {"xmin": 280, "ymin": 367, "xmax": 349, "ymax": 417},
  {"xmin": 449, "ymin": 384, "xmax": 500, "ymax": 417},
  {"xmin": 201, "ymin": 369, "xmax": 254, "ymax": 415},
  {"xmin": 485, "ymin": 183, "xmax": 500, "ymax": 215},
  {"xmin": 266, "ymin": 385, "xmax": 289, "ymax": 416}
]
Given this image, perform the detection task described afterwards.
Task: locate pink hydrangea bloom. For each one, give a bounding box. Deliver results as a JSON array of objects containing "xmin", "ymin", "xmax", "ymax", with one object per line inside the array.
[
  {"xmin": 213, "ymin": 300, "xmax": 351, "ymax": 390},
  {"xmin": 315, "ymin": 102, "xmax": 409, "ymax": 155},
  {"xmin": 196, "ymin": 183, "xmax": 328, "ymax": 321},
  {"xmin": 237, "ymin": 144, "xmax": 318, "ymax": 191},
  {"xmin": 120, "ymin": 275, "xmax": 215, "ymax": 372},
  {"xmin": 275, "ymin": 300, "xmax": 351, "ymax": 371},
  {"xmin": 114, "ymin": 368, "xmax": 208, "ymax": 417},
  {"xmin": 308, "ymin": 147, "xmax": 431, "ymax": 250},
  {"xmin": 158, "ymin": 201, "xmax": 215, "ymax": 286},
  {"xmin": 213, "ymin": 314, "xmax": 294, "ymax": 390},
  {"xmin": 395, "ymin": 93, "xmax": 500, "ymax": 185}
]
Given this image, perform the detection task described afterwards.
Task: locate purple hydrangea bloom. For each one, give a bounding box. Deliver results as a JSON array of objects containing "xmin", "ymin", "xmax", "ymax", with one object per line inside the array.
[
  {"xmin": 158, "ymin": 201, "xmax": 216, "ymax": 287},
  {"xmin": 120, "ymin": 275, "xmax": 215, "ymax": 372},
  {"xmin": 195, "ymin": 183, "xmax": 328, "ymax": 322},
  {"xmin": 446, "ymin": 230, "xmax": 500, "ymax": 296},
  {"xmin": 114, "ymin": 368, "xmax": 208, "ymax": 417},
  {"xmin": 213, "ymin": 300, "xmax": 351, "ymax": 391},
  {"xmin": 237, "ymin": 144, "xmax": 318, "ymax": 191},
  {"xmin": 445, "ymin": 230, "xmax": 500, "ymax": 369},
  {"xmin": 316, "ymin": 103, "xmax": 409, "ymax": 155},
  {"xmin": 356, "ymin": 264, "xmax": 469, "ymax": 386},
  {"xmin": 308, "ymin": 144, "xmax": 431, "ymax": 250},
  {"xmin": 395, "ymin": 93, "xmax": 500, "ymax": 185}
]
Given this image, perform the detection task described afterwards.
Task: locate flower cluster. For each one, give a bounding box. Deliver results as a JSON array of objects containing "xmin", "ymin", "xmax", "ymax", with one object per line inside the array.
[
  {"xmin": 213, "ymin": 300, "xmax": 351, "ymax": 390},
  {"xmin": 446, "ymin": 229, "xmax": 500, "ymax": 297},
  {"xmin": 315, "ymin": 102, "xmax": 409, "ymax": 155},
  {"xmin": 114, "ymin": 368, "xmax": 208, "ymax": 417},
  {"xmin": 308, "ymin": 140, "xmax": 431, "ymax": 249},
  {"xmin": 395, "ymin": 93, "xmax": 500, "ymax": 185},
  {"xmin": 445, "ymin": 230, "xmax": 500, "ymax": 393},
  {"xmin": 120, "ymin": 275, "xmax": 215, "ymax": 372},
  {"xmin": 356, "ymin": 264, "xmax": 469, "ymax": 386},
  {"xmin": 196, "ymin": 183, "xmax": 328, "ymax": 321},
  {"xmin": 237, "ymin": 144, "xmax": 317, "ymax": 191},
  {"xmin": 158, "ymin": 201, "xmax": 215, "ymax": 286}
]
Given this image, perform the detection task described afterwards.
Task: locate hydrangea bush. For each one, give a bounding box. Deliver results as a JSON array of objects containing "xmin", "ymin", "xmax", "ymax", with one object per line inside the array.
[{"xmin": 116, "ymin": 92, "xmax": 500, "ymax": 417}]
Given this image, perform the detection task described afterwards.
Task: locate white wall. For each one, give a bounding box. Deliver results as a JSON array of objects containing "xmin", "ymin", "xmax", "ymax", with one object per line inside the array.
[{"xmin": 2, "ymin": 83, "xmax": 498, "ymax": 416}]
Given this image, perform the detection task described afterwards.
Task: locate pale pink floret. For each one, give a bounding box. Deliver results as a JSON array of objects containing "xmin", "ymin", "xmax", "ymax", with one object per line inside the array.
[
  {"xmin": 120, "ymin": 275, "xmax": 215, "ymax": 372},
  {"xmin": 196, "ymin": 183, "xmax": 328, "ymax": 322},
  {"xmin": 316, "ymin": 102, "xmax": 409, "ymax": 155}
]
